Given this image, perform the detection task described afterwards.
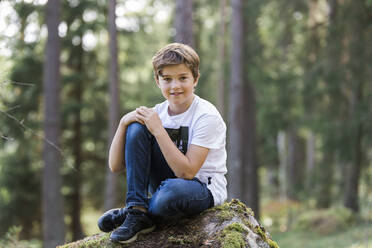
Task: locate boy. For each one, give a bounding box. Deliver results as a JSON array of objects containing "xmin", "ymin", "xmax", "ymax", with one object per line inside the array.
[{"xmin": 98, "ymin": 43, "xmax": 227, "ymax": 243}]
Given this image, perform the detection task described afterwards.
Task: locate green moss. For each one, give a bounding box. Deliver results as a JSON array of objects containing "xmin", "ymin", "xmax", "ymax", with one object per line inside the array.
[
  {"xmin": 168, "ymin": 235, "xmax": 193, "ymax": 245},
  {"xmin": 219, "ymin": 223, "xmax": 247, "ymax": 248},
  {"xmin": 57, "ymin": 233, "xmax": 119, "ymax": 248},
  {"xmin": 254, "ymin": 226, "xmax": 280, "ymax": 248},
  {"xmin": 208, "ymin": 199, "xmax": 254, "ymax": 222},
  {"xmin": 267, "ymin": 239, "xmax": 280, "ymax": 248}
]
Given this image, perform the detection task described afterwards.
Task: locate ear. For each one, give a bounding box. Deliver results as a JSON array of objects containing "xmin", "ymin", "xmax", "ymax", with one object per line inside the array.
[
  {"xmin": 155, "ymin": 76, "xmax": 161, "ymax": 88},
  {"xmin": 193, "ymin": 73, "xmax": 200, "ymax": 87}
]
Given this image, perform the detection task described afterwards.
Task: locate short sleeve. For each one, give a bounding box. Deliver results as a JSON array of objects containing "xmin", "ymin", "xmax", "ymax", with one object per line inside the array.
[{"xmin": 191, "ymin": 114, "xmax": 226, "ymax": 149}]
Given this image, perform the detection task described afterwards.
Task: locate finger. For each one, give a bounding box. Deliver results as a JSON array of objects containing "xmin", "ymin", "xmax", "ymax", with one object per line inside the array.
[
  {"xmin": 139, "ymin": 106, "xmax": 150, "ymax": 114},
  {"xmin": 135, "ymin": 114, "xmax": 145, "ymax": 125},
  {"xmin": 136, "ymin": 108, "xmax": 147, "ymax": 116}
]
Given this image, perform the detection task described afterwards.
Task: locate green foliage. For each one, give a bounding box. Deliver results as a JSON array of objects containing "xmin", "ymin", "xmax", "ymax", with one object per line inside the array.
[
  {"xmin": 0, "ymin": 3, "xmax": 44, "ymax": 237},
  {"xmin": 0, "ymin": 226, "xmax": 41, "ymax": 248},
  {"xmin": 294, "ymin": 207, "xmax": 355, "ymax": 235},
  {"xmin": 272, "ymin": 222, "xmax": 372, "ymax": 248}
]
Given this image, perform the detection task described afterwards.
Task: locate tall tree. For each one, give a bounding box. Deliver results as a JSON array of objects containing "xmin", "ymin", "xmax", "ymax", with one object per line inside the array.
[
  {"xmin": 67, "ymin": 12, "xmax": 85, "ymax": 241},
  {"xmin": 217, "ymin": 0, "xmax": 227, "ymax": 118},
  {"xmin": 174, "ymin": 0, "xmax": 194, "ymax": 47},
  {"xmin": 104, "ymin": 0, "xmax": 121, "ymax": 211},
  {"xmin": 242, "ymin": 0, "xmax": 262, "ymax": 217},
  {"xmin": 42, "ymin": 0, "xmax": 65, "ymax": 246},
  {"xmin": 227, "ymin": 0, "xmax": 244, "ymax": 201},
  {"xmin": 343, "ymin": 0, "xmax": 368, "ymax": 213}
]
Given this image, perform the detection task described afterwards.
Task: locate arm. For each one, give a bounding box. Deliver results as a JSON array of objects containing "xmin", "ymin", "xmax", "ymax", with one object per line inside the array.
[
  {"xmin": 154, "ymin": 128, "xmax": 209, "ymax": 179},
  {"xmin": 136, "ymin": 106, "xmax": 209, "ymax": 179},
  {"xmin": 108, "ymin": 110, "xmax": 143, "ymax": 173}
]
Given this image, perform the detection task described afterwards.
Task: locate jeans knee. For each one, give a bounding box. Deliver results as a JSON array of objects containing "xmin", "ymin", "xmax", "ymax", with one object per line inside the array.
[
  {"xmin": 126, "ymin": 122, "xmax": 149, "ymax": 140},
  {"xmin": 148, "ymin": 179, "xmax": 187, "ymax": 218}
]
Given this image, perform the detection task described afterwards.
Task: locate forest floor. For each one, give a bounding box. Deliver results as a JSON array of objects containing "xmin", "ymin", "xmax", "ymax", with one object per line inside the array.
[{"xmin": 271, "ymin": 222, "xmax": 372, "ymax": 248}]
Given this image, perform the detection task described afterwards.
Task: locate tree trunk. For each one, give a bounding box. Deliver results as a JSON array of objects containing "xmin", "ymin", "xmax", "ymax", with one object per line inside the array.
[
  {"xmin": 70, "ymin": 41, "xmax": 84, "ymax": 241},
  {"xmin": 305, "ymin": 131, "xmax": 315, "ymax": 191},
  {"xmin": 242, "ymin": 82, "xmax": 259, "ymax": 218},
  {"xmin": 227, "ymin": 0, "xmax": 244, "ymax": 200},
  {"xmin": 286, "ymin": 129, "xmax": 305, "ymax": 200},
  {"xmin": 316, "ymin": 151, "xmax": 334, "ymax": 208},
  {"xmin": 217, "ymin": 0, "xmax": 227, "ymax": 118},
  {"xmin": 104, "ymin": 0, "xmax": 121, "ymax": 211},
  {"xmin": 174, "ymin": 0, "xmax": 194, "ymax": 47},
  {"xmin": 42, "ymin": 0, "xmax": 65, "ymax": 246},
  {"xmin": 343, "ymin": 0, "xmax": 367, "ymax": 213},
  {"xmin": 277, "ymin": 131, "xmax": 287, "ymax": 200}
]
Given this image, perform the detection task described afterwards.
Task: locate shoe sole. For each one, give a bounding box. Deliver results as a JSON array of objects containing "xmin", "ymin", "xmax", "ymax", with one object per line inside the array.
[{"xmin": 112, "ymin": 225, "xmax": 156, "ymax": 244}]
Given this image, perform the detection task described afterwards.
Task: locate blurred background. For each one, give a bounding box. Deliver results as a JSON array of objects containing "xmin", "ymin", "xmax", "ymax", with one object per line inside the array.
[{"xmin": 0, "ymin": 0, "xmax": 371, "ymax": 247}]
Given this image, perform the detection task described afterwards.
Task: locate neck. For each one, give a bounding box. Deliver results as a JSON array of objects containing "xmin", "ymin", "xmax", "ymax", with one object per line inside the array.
[{"xmin": 168, "ymin": 94, "xmax": 195, "ymax": 116}]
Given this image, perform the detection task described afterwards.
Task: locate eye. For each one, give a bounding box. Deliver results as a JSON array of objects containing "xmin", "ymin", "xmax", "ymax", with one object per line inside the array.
[
  {"xmin": 163, "ymin": 77, "xmax": 171, "ymax": 83},
  {"xmin": 180, "ymin": 76, "xmax": 187, "ymax": 81}
]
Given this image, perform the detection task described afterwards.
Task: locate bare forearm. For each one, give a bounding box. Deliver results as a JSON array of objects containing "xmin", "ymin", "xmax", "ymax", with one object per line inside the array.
[{"xmin": 108, "ymin": 120, "xmax": 127, "ymax": 172}]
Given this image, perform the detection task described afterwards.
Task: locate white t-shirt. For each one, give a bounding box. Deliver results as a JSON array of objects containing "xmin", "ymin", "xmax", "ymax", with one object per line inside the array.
[{"xmin": 154, "ymin": 95, "xmax": 227, "ymax": 206}]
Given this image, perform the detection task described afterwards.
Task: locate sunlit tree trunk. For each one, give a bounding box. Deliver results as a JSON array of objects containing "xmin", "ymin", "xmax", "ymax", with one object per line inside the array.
[
  {"xmin": 174, "ymin": 0, "xmax": 194, "ymax": 47},
  {"xmin": 305, "ymin": 131, "xmax": 315, "ymax": 191},
  {"xmin": 277, "ymin": 131, "xmax": 287, "ymax": 200},
  {"xmin": 104, "ymin": 0, "xmax": 121, "ymax": 211},
  {"xmin": 42, "ymin": 0, "xmax": 65, "ymax": 246}
]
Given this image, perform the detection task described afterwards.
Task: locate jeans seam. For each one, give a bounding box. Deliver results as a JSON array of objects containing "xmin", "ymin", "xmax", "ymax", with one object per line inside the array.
[{"xmin": 126, "ymin": 201, "xmax": 148, "ymax": 209}]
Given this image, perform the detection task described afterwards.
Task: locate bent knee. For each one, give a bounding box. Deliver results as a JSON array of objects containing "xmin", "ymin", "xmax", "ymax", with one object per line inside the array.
[
  {"xmin": 148, "ymin": 179, "xmax": 189, "ymax": 218},
  {"xmin": 126, "ymin": 122, "xmax": 148, "ymax": 139}
]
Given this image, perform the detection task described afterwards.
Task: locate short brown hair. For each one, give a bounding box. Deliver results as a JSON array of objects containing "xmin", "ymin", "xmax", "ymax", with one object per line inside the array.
[{"xmin": 152, "ymin": 43, "xmax": 200, "ymax": 80}]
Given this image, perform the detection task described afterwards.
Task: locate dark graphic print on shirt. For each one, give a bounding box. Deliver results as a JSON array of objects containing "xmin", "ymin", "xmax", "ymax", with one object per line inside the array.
[{"xmin": 165, "ymin": 126, "xmax": 189, "ymax": 154}]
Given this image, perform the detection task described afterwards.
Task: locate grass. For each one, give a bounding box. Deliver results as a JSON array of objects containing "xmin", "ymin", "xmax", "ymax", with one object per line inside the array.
[{"xmin": 271, "ymin": 222, "xmax": 372, "ymax": 248}]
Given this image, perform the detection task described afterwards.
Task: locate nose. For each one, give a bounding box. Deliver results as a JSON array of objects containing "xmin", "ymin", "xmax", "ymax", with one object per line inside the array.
[{"xmin": 170, "ymin": 79, "xmax": 181, "ymax": 89}]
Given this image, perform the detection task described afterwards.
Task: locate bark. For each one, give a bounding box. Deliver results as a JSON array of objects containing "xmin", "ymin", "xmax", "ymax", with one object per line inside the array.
[
  {"xmin": 58, "ymin": 200, "xmax": 279, "ymax": 248},
  {"xmin": 343, "ymin": 0, "xmax": 366, "ymax": 213},
  {"xmin": 42, "ymin": 0, "xmax": 65, "ymax": 246},
  {"xmin": 277, "ymin": 131, "xmax": 287, "ymax": 200},
  {"xmin": 217, "ymin": 0, "xmax": 227, "ymax": 118},
  {"xmin": 241, "ymin": 0, "xmax": 260, "ymax": 218},
  {"xmin": 227, "ymin": 0, "xmax": 244, "ymax": 200},
  {"xmin": 174, "ymin": 0, "xmax": 194, "ymax": 47},
  {"xmin": 305, "ymin": 132, "xmax": 315, "ymax": 191},
  {"xmin": 104, "ymin": 0, "xmax": 121, "ymax": 211},
  {"xmin": 70, "ymin": 41, "xmax": 84, "ymax": 241},
  {"xmin": 316, "ymin": 151, "xmax": 334, "ymax": 208},
  {"xmin": 242, "ymin": 82, "xmax": 259, "ymax": 218},
  {"xmin": 286, "ymin": 129, "xmax": 305, "ymax": 200}
]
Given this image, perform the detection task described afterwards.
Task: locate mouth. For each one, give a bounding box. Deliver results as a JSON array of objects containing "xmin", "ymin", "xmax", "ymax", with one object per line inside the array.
[{"xmin": 170, "ymin": 92, "xmax": 183, "ymax": 96}]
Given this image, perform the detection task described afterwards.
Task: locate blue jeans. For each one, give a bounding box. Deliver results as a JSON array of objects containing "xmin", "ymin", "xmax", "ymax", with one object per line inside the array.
[{"xmin": 125, "ymin": 122, "xmax": 214, "ymax": 220}]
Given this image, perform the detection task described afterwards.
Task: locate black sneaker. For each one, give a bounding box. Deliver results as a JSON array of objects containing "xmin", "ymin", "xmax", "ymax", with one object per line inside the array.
[
  {"xmin": 110, "ymin": 208, "xmax": 155, "ymax": 243},
  {"xmin": 97, "ymin": 207, "xmax": 128, "ymax": 232}
]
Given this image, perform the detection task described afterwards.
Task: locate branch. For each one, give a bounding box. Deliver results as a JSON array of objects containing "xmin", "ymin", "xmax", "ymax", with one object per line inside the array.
[
  {"xmin": 0, "ymin": 108, "xmax": 62, "ymax": 156},
  {"xmin": 0, "ymin": 80, "xmax": 35, "ymax": 87}
]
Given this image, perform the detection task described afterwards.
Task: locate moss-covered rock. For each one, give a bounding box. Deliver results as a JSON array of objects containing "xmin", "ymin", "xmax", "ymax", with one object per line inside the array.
[{"xmin": 58, "ymin": 199, "xmax": 279, "ymax": 248}]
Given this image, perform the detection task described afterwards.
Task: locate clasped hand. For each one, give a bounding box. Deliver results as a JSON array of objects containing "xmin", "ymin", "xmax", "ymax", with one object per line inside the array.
[{"xmin": 135, "ymin": 106, "xmax": 163, "ymax": 136}]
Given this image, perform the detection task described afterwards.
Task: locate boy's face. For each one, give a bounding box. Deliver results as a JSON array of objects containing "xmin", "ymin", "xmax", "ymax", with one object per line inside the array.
[{"xmin": 156, "ymin": 63, "xmax": 199, "ymax": 111}]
